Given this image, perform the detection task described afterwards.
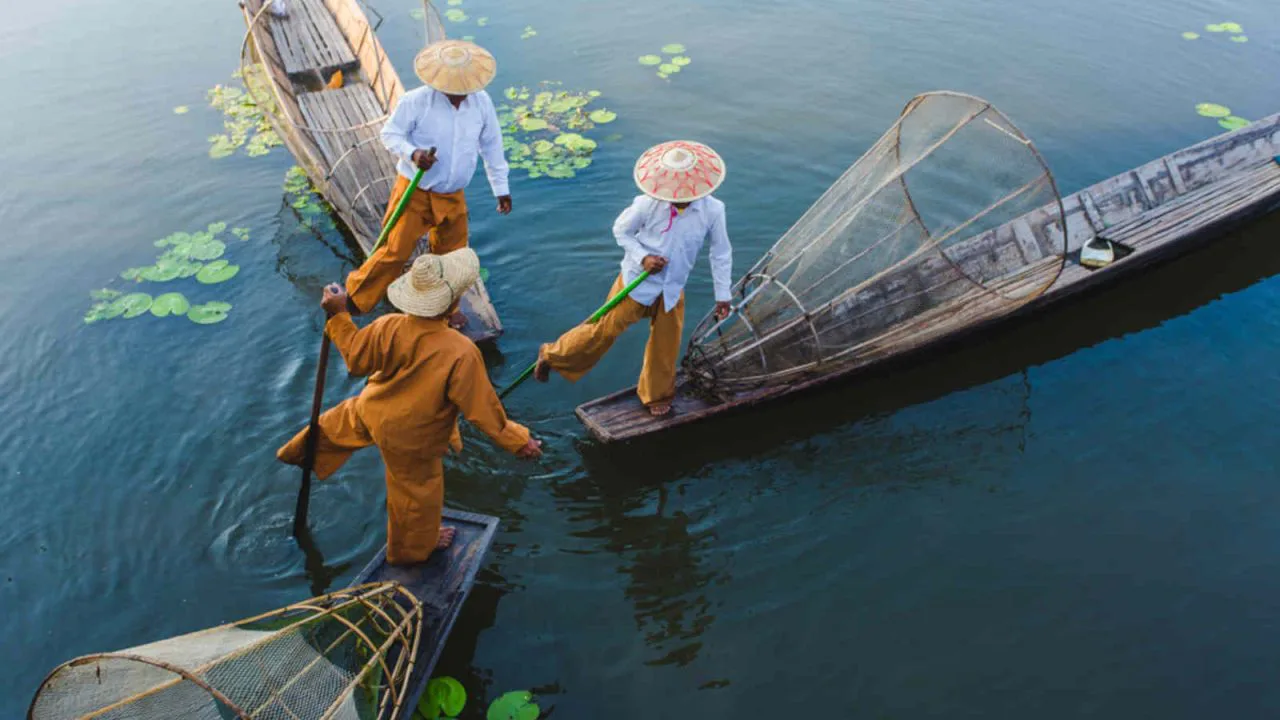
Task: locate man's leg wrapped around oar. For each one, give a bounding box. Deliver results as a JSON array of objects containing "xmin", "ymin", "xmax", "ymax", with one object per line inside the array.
[{"xmin": 537, "ymin": 274, "xmax": 684, "ymax": 410}]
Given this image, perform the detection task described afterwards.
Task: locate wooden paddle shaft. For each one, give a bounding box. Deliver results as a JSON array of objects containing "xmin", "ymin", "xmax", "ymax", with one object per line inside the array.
[{"xmin": 294, "ymin": 332, "xmax": 331, "ymax": 537}]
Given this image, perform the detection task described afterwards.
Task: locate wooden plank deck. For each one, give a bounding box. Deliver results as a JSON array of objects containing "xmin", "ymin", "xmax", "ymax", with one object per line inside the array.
[
  {"xmin": 576, "ymin": 114, "xmax": 1280, "ymax": 443},
  {"xmin": 267, "ymin": 0, "xmax": 357, "ymax": 76}
]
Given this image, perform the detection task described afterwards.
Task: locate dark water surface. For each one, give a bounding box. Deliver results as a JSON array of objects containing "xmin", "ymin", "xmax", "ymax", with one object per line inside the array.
[{"xmin": 3, "ymin": 0, "xmax": 1280, "ymax": 716}]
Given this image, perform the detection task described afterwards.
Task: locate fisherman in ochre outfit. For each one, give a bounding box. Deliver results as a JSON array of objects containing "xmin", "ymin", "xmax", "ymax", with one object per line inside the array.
[
  {"xmin": 345, "ymin": 39, "xmax": 511, "ymax": 323},
  {"xmin": 534, "ymin": 141, "xmax": 733, "ymax": 417},
  {"xmin": 280, "ymin": 249, "xmax": 542, "ymax": 565}
]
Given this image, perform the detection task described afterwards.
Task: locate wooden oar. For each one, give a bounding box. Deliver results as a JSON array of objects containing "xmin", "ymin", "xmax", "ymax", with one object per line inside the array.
[
  {"xmin": 499, "ymin": 270, "xmax": 651, "ymax": 399},
  {"xmin": 293, "ymin": 159, "xmax": 430, "ymax": 538}
]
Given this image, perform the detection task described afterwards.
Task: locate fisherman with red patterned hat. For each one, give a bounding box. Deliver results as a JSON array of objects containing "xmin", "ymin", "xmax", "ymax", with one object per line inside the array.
[{"xmin": 534, "ymin": 141, "xmax": 733, "ymax": 417}]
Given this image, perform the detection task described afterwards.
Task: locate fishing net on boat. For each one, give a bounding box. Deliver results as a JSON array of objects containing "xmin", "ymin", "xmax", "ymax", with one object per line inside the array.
[
  {"xmin": 684, "ymin": 91, "xmax": 1067, "ymax": 396},
  {"xmin": 29, "ymin": 583, "xmax": 422, "ymax": 720}
]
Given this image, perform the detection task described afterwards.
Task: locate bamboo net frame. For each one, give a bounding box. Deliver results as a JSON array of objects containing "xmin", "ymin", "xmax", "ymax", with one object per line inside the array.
[{"xmin": 28, "ymin": 583, "xmax": 424, "ymax": 720}]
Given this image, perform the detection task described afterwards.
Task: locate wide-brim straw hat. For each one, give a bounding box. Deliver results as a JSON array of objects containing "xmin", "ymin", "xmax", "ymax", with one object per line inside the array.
[
  {"xmin": 387, "ymin": 248, "xmax": 480, "ymax": 318},
  {"xmin": 414, "ymin": 40, "xmax": 497, "ymax": 95},
  {"xmin": 633, "ymin": 140, "xmax": 726, "ymax": 203}
]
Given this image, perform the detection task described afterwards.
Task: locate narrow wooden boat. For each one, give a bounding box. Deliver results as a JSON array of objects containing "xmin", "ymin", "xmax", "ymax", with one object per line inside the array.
[
  {"xmin": 238, "ymin": 0, "xmax": 503, "ymax": 342},
  {"xmin": 350, "ymin": 507, "xmax": 499, "ymax": 720},
  {"xmin": 578, "ymin": 107, "xmax": 1280, "ymax": 443}
]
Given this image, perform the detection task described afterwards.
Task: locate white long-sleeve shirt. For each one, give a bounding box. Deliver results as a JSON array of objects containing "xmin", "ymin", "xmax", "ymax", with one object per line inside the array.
[
  {"xmin": 380, "ymin": 87, "xmax": 510, "ymax": 197},
  {"xmin": 613, "ymin": 195, "xmax": 733, "ymax": 312}
]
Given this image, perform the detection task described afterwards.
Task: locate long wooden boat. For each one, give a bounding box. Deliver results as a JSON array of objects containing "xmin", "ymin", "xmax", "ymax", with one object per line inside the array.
[
  {"xmin": 578, "ymin": 112, "xmax": 1280, "ymax": 443},
  {"xmin": 350, "ymin": 507, "xmax": 499, "ymax": 720},
  {"xmin": 238, "ymin": 0, "xmax": 503, "ymax": 343}
]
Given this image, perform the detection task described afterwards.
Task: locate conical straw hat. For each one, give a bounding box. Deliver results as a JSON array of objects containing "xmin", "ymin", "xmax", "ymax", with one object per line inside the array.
[
  {"xmin": 387, "ymin": 249, "xmax": 480, "ymax": 318},
  {"xmin": 414, "ymin": 40, "xmax": 497, "ymax": 94},
  {"xmin": 633, "ymin": 141, "xmax": 726, "ymax": 203}
]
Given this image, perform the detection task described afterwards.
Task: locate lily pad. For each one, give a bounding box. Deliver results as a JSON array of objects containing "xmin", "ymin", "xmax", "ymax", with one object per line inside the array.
[
  {"xmin": 1221, "ymin": 22, "xmax": 1243, "ymax": 33},
  {"xmin": 208, "ymin": 135, "xmax": 237, "ymax": 159},
  {"xmin": 519, "ymin": 117, "xmax": 549, "ymax": 131},
  {"xmin": 588, "ymin": 90, "xmax": 601, "ymax": 97},
  {"xmin": 638, "ymin": 55, "xmax": 662, "ymax": 66},
  {"xmin": 1205, "ymin": 23, "xmax": 1225, "ymax": 32},
  {"xmin": 531, "ymin": 139, "xmax": 555, "ymax": 155},
  {"xmin": 476, "ymin": 16, "xmax": 488, "ymax": 26},
  {"xmin": 118, "ymin": 293, "xmax": 153, "ymax": 319},
  {"xmin": 445, "ymin": 8, "xmax": 467, "ymax": 22},
  {"xmin": 661, "ymin": 43, "xmax": 686, "ymax": 54},
  {"xmin": 150, "ymin": 292, "xmax": 190, "ymax": 317},
  {"xmin": 588, "ymin": 109, "xmax": 617, "ymax": 123},
  {"xmin": 658, "ymin": 63, "xmax": 680, "ymax": 74},
  {"xmin": 1181, "ymin": 31, "xmax": 1199, "ymax": 40},
  {"xmin": 486, "ymin": 691, "xmax": 539, "ymax": 720},
  {"xmin": 1195, "ymin": 103, "xmax": 1231, "ymax": 118},
  {"xmin": 520, "ymin": 25, "xmax": 536, "ymax": 38},
  {"xmin": 188, "ymin": 237, "xmax": 226, "ymax": 261},
  {"xmin": 207, "ymin": 222, "xmax": 227, "ymax": 234},
  {"xmin": 657, "ymin": 72, "xmax": 670, "ymax": 80},
  {"xmin": 1230, "ymin": 35, "xmax": 1248, "ymax": 43},
  {"xmin": 139, "ymin": 262, "xmax": 184, "ymax": 282},
  {"xmin": 173, "ymin": 105, "xmax": 190, "ymax": 114},
  {"xmin": 1218, "ymin": 116, "xmax": 1251, "ymax": 131},
  {"xmin": 671, "ymin": 56, "xmax": 692, "ymax": 66},
  {"xmin": 447, "ymin": 0, "xmax": 462, "ymax": 5},
  {"xmin": 547, "ymin": 165, "xmax": 575, "ymax": 179},
  {"xmin": 84, "ymin": 298, "xmax": 126, "ymax": 324},
  {"xmin": 196, "ymin": 259, "xmax": 241, "ymax": 284},
  {"xmin": 409, "ymin": 7, "xmax": 425, "ymax": 19},
  {"xmin": 418, "ymin": 677, "xmax": 466, "ymax": 719},
  {"xmin": 232, "ymin": 227, "xmax": 250, "ymax": 241},
  {"xmin": 188, "ymin": 301, "xmax": 232, "ymax": 325}
]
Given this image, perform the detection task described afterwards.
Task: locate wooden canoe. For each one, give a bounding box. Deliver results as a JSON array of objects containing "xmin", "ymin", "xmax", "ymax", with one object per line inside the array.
[
  {"xmin": 350, "ymin": 507, "xmax": 499, "ymax": 720},
  {"xmin": 238, "ymin": 0, "xmax": 503, "ymax": 343},
  {"xmin": 577, "ymin": 113, "xmax": 1280, "ymax": 443}
]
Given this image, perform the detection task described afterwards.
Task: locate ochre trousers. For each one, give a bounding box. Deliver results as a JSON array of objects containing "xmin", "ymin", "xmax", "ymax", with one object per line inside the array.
[
  {"xmin": 541, "ymin": 274, "xmax": 685, "ymax": 406},
  {"xmin": 345, "ymin": 175, "xmax": 469, "ymax": 313},
  {"xmin": 277, "ymin": 397, "xmax": 445, "ymax": 565}
]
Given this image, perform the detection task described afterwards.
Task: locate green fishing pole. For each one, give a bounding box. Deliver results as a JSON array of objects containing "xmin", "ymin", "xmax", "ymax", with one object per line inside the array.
[{"xmin": 499, "ymin": 270, "xmax": 652, "ymax": 399}]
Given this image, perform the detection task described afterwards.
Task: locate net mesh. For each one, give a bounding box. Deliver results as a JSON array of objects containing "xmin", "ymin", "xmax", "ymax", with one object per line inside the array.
[
  {"xmin": 29, "ymin": 583, "xmax": 423, "ymax": 720},
  {"xmin": 684, "ymin": 92, "xmax": 1067, "ymax": 393}
]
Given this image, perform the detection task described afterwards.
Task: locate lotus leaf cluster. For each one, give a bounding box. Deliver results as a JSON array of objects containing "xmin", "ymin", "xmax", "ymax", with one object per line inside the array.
[
  {"xmin": 1190, "ymin": 22, "xmax": 1246, "ymax": 43},
  {"xmin": 1193, "ymin": 103, "xmax": 1252, "ymax": 133},
  {"xmin": 640, "ymin": 43, "xmax": 691, "ymax": 79},
  {"xmin": 284, "ymin": 166, "xmax": 338, "ymax": 233},
  {"xmin": 206, "ymin": 64, "xmax": 283, "ymax": 159},
  {"xmin": 85, "ymin": 221, "xmax": 240, "ymax": 326},
  {"xmin": 497, "ymin": 84, "xmax": 611, "ymax": 179}
]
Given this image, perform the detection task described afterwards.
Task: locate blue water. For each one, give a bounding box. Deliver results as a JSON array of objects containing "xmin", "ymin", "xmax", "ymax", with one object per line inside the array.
[{"xmin": 2, "ymin": 0, "xmax": 1279, "ymax": 716}]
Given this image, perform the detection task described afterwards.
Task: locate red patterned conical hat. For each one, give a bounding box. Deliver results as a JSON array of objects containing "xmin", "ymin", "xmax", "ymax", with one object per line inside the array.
[{"xmin": 633, "ymin": 141, "xmax": 725, "ymax": 203}]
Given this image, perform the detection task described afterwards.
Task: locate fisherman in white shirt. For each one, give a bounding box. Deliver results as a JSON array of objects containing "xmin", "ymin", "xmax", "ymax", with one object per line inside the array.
[
  {"xmin": 345, "ymin": 40, "xmax": 511, "ymax": 323},
  {"xmin": 535, "ymin": 141, "xmax": 733, "ymax": 417}
]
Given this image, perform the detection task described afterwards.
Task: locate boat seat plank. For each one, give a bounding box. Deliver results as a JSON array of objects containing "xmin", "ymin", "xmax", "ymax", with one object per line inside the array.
[{"xmin": 267, "ymin": 0, "xmax": 357, "ymax": 76}]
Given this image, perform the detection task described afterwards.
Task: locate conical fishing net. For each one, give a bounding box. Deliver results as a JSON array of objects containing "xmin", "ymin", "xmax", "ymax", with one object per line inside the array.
[
  {"xmin": 685, "ymin": 92, "xmax": 1067, "ymax": 394},
  {"xmin": 29, "ymin": 583, "xmax": 422, "ymax": 720}
]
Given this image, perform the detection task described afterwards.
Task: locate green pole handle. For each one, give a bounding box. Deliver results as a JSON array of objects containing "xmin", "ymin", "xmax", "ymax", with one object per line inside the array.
[
  {"xmin": 499, "ymin": 270, "xmax": 652, "ymax": 399},
  {"xmin": 367, "ymin": 163, "xmax": 427, "ymax": 257}
]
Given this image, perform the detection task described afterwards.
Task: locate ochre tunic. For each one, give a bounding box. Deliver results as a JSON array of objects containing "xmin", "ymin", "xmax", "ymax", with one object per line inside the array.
[
  {"xmin": 344, "ymin": 175, "xmax": 470, "ymax": 313},
  {"xmin": 540, "ymin": 273, "xmax": 685, "ymax": 406},
  {"xmin": 278, "ymin": 312, "xmax": 528, "ymax": 564}
]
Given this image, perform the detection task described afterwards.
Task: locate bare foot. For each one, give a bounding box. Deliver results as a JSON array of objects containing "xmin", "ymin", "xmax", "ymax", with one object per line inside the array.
[
  {"xmin": 647, "ymin": 402, "xmax": 672, "ymax": 417},
  {"xmin": 449, "ymin": 311, "xmax": 468, "ymax": 330},
  {"xmin": 437, "ymin": 526, "xmax": 457, "ymax": 549},
  {"xmin": 533, "ymin": 355, "xmax": 551, "ymax": 382}
]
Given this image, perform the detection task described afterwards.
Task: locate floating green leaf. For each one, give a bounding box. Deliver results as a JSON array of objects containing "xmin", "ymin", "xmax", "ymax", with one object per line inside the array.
[
  {"xmin": 1218, "ymin": 116, "xmax": 1250, "ymax": 131},
  {"xmin": 206, "ymin": 65, "xmax": 280, "ymax": 160},
  {"xmin": 638, "ymin": 55, "xmax": 662, "ymax": 66},
  {"xmin": 658, "ymin": 63, "xmax": 680, "ymax": 75},
  {"xmin": 84, "ymin": 298, "xmax": 125, "ymax": 324},
  {"xmin": 1221, "ymin": 22, "xmax": 1243, "ymax": 33},
  {"xmin": 1205, "ymin": 23, "xmax": 1225, "ymax": 32},
  {"xmin": 188, "ymin": 237, "xmax": 226, "ymax": 261},
  {"xmin": 196, "ymin": 259, "xmax": 241, "ymax": 284},
  {"xmin": 531, "ymin": 139, "xmax": 555, "ymax": 155},
  {"xmin": 445, "ymin": 8, "xmax": 467, "ymax": 22},
  {"xmin": 139, "ymin": 262, "xmax": 184, "ymax": 282},
  {"xmin": 588, "ymin": 109, "xmax": 617, "ymax": 124},
  {"xmin": 587, "ymin": 90, "xmax": 601, "ymax": 97},
  {"xmin": 446, "ymin": 0, "xmax": 462, "ymax": 5},
  {"xmin": 547, "ymin": 165, "xmax": 575, "ymax": 179},
  {"xmin": 117, "ymin": 293, "xmax": 153, "ymax": 319},
  {"xmin": 661, "ymin": 43, "xmax": 686, "ymax": 54},
  {"xmin": 150, "ymin": 292, "xmax": 190, "ymax": 317},
  {"xmin": 208, "ymin": 135, "xmax": 237, "ymax": 159},
  {"xmin": 232, "ymin": 227, "xmax": 251, "ymax": 241},
  {"xmin": 519, "ymin": 117, "xmax": 549, "ymax": 131},
  {"xmin": 487, "ymin": 691, "xmax": 539, "ymax": 720},
  {"xmin": 1230, "ymin": 35, "xmax": 1248, "ymax": 43},
  {"xmin": 418, "ymin": 677, "xmax": 466, "ymax": 719},
  {"xmin": 409, "ymin": 7, "xmax": 425, "ymax": 19},
  {"xmin": 1195, "ymin": 103, "xmax": 1231, "ymax": 118},
  {"xmin": 188, "ymin": 301, "xmax": 232, "ymax": 325},
  {"xmin": 657, "ymin": 72, "xmax": 670, "ymax": 80},
  {"xmin": 173, "ymin": 105, "xmax": 190, "ymax": 114},
  {"xmin": 1181, "ymin": 31, "xmax": 1199, "ymax": 40},
  {"xmin": 521, "ymin": 25, "xmax": 536, "ymax": 38},
  {"xmin": 478, "ymin": 267, "xmax": 490, "ymax": 283},
  {"xmin": 207, "ymin": 222, "xmax": 227, "ymax": 234},
  {"xmin": 476, "ymin": 16, "xmax": 488, "ymax": 26},
  {"xmin": 671, "ymin": 56, "xmax": 691, "ymax": 66}
]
